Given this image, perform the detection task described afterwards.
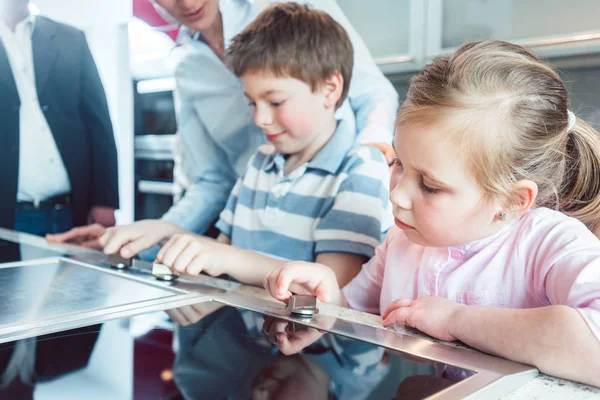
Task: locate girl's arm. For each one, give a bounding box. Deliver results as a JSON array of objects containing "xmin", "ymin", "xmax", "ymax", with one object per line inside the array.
[{"xmin": 449, "ymin": 304, "xmax": 600, "ymax": 387}]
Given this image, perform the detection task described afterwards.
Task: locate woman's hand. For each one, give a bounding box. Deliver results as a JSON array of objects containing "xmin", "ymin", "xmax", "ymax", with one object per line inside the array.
[
  {"xmin": 264, "ymin": 261, "xmax": 342, "ymax": 305},
  {"xmin": 156, "ymin": 233, "xmax": 228, "ymax": 276},
  {"xmin": 367, "ymin": 142, "xmax": 396, "ymax": 165},
  {"xmin": 46, "ymin": 223, "xmax": 106, "ymax": 249},
  {"xmin": 382, "ymin": 296, "xmax": 463, "ymax": 342},
  {"xmin": 100, "ymin": 220, "xmax": 186, "ymax": 257}
]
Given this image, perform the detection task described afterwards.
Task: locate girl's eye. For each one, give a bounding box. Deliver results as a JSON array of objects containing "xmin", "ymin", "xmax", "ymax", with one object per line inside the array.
[
  {"xmin": 248, "ymin": 101, "xmax": 256, "ymax": 108},
  {"xmin": 271, "ymin": 100, "xmax": 285, "ymax": 107},
  {"xmin": 419, "ymin": 179, "xmax": 441, "ymax": 194},
  {"xmin": 390, "ymin": 157, "xmax": 402, "ymax": 168}
]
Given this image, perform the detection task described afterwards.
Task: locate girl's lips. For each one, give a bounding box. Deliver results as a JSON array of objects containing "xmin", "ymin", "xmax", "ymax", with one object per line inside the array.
[
  {"xmin": 394, "ymin": 217, "xmax": 415, "ymax": 230},
  {"xmin": 184, "ymin": 4, "xmax": 206, "ymax": 21}
]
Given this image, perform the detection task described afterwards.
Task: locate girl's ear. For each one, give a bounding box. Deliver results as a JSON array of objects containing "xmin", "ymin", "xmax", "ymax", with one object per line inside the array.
[
  {"xmin": 320, "ymin": 72, "xmax": 344, "ymax": 109},
  {"xmin": 509, "ymin": 179, "xmax": 538, "ymax": 216}
]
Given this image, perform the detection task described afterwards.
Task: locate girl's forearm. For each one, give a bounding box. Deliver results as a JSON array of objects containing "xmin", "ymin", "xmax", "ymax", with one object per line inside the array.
[{"xmin": 448, "ymin": 305, "xmax": 600, "ymax": 386}]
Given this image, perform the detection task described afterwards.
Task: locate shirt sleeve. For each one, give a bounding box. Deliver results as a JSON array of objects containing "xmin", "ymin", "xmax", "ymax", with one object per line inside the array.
[
  {"xmin": 314, "ymin": 147, "xmax": 389, "ymax": 258},
  {"xmin": 161, "ymin": 99, "xmax": 237, "ymax": 234},
  {"xmin": 308, "ymin": 0, "xmax": 399, "ymax": 145},
  {"xmin": 342, "ymin": 229, "xmax": 392, "ymax": 314},
  {"xmin": 214, "ymin": 177, "xmax": 244, "ymax": 239},
  {"xmin": 534, "ymin": 216, "xmax": 600, "ymax": 343}
]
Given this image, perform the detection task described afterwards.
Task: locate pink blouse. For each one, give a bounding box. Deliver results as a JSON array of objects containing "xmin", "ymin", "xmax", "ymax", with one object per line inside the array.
[{"xmin": 343, "ymin": 208, "xmax": 600, "ymax": 341}]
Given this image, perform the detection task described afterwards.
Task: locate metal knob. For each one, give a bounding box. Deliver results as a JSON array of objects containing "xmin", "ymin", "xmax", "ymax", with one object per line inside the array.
[
  {"xmin": 152, "ymin": 263, "xmax": 179, "ymax": 281},
  {"xmin": 286, "ymin": 294, "xmax": 319, "ymax": 316},
  {"xmin": 107, "ymin": 254, "xmax": 132, "ymax": 269}
]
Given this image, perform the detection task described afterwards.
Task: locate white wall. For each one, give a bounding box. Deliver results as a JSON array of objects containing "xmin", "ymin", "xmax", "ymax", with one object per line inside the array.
[{"xmin": 32, "ymin": 0, "xmax": 134, "ymax": 224}]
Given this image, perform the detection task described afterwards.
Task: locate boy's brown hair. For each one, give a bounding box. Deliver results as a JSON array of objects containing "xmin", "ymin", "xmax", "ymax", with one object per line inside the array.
[{"xmin": 227, "ymin": 2, "xmax": 353, "ymax": 108}]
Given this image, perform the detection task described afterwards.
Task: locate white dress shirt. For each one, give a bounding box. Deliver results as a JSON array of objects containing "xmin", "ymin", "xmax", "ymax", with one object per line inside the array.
[{"xmin": 0, "ymin": 16, "xmax": 71, "ymax": 204}]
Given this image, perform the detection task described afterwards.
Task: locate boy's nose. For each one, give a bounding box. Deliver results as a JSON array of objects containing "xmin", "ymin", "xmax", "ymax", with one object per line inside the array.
[{"xmin": 254, "ymin": 105, "xmax": 273, "ymax": 127}]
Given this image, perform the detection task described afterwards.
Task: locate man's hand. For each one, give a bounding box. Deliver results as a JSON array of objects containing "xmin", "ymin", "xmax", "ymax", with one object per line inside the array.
[{"xmin": 87, "ymin": 206, "xmax": 116, "ymax": 227}]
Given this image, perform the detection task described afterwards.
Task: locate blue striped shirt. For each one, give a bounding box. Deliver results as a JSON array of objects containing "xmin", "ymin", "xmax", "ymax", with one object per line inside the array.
[{"xmin": 216, "ymin": 120, "xmax": 391, "ymax": 261}]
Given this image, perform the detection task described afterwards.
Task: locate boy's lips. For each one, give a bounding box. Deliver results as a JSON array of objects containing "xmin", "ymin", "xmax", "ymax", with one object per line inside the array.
[
  {"xmin": 266, "ymin": 131, "xmax": 286, "ymax": 142},
  {"xmin": 394, "ymin": 217, "xmax": 415, "ymax": 230}
]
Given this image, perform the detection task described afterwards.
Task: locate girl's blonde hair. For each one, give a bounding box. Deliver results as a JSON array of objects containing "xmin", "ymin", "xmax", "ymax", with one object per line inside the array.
[{"xmin": 399, "ymin": 40, "xmax": 600, "ymax": 235}]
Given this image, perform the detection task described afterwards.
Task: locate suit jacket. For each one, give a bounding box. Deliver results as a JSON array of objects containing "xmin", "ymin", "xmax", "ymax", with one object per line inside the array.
[{"xmin": 0, "ymin": 16, "xmax": 119, "ymax": 229}]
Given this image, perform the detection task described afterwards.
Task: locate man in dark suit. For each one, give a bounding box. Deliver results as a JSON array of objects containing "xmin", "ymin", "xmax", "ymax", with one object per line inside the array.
[{"xmin": 0, "ymin": 0, "xmax": 119, "ymax": 237}]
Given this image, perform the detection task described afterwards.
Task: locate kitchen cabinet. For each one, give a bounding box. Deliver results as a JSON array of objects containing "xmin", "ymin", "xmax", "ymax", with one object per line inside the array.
[
  {"xmin": 336, "ymin": 0, "xmax": 427, "ymax": 74},
  {"xmin": 336, "ymin": 0, "xmax": 600, "ymax": 74},
  {"xmin": 428, "ymin": 0, "xmax": 600, "ymax": 60}
]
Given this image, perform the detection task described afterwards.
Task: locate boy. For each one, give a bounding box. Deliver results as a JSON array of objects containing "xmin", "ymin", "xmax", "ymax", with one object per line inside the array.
[{"xmin": 149, "ymin": 2, "xmax": 391, "ymax": 288}]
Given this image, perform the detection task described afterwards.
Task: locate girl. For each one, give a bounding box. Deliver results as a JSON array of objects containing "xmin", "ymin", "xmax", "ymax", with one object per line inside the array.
[{"xmin": 264, "ymin": 40, "xmax": 600, "ymax": 387}]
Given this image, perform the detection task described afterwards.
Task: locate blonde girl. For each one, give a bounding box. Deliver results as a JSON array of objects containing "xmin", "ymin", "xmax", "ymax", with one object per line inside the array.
[{"xmin": 264, "ymin": 40, "xmax": 600, "ymax": 387}]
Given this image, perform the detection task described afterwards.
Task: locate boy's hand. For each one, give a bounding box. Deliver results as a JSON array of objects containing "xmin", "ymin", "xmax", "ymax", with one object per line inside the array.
[
  {"xmin": 263, "ymin": 261, "xmax": 341, "ymax": 305},
  {"xmin": 382, "ymin": 296, "xmax": 462, "ymax": 342},
  {"xmin": 100, "ymin": 220, "xmax": 185, "ymax": 257},
  {"xmin": 156, "ymin": 233, "xmax": 227, "ymax": 276}
]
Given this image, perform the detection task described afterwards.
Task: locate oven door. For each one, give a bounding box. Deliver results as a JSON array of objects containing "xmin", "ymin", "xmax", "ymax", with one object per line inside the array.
[{"xmin": 134, "ymin": 135, "xmax": 176, "ymax": 220}]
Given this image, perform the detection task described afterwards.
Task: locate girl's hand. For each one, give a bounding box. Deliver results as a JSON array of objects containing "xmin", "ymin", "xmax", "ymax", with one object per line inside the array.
[
  {"xmin": 156, "ymin": 233, "xmax": 226, "ymax": 276},
  {"xmin": 263, "ymin": 261, "xmax": 341, "ymax": 304},
  {"xmin": 262, "ymin": 316, "xmax": 327, "ymax": 355},
  {"xmin": 382, "ymin": 296, "xmax": 463, "ymax": 342}
]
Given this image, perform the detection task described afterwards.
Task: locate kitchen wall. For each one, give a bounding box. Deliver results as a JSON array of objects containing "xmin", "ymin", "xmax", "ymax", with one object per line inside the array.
[{"xmin": 387, "ymin": 61, "xmax": 600, "ymax": 130}]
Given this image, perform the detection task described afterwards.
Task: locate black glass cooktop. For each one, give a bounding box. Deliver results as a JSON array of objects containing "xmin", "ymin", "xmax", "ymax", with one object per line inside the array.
[{"xmin": 0, "ymin": 304, "xmax": 475, "ymax": 400}]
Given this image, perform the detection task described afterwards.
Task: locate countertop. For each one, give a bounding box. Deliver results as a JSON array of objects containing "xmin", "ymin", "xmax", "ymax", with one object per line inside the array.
[{"xmin": 228, "ymin": 283, "xmax": 600, "ymax": 400}]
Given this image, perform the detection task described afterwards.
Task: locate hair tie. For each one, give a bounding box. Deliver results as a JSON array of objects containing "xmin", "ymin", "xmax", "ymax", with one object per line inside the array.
[{"xmin": 567, "ymin": 110, "xmax": 577, "ymax": 133}]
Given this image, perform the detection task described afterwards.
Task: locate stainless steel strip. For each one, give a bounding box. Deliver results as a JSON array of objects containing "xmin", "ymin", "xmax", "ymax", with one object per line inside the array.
[
  {"xmin": 211, "ymin": 293, "xmax": 538, "ymax": 400},
  {"xmin": 376, "ymin": 54, "xmax": 415, "ymax": 65}
]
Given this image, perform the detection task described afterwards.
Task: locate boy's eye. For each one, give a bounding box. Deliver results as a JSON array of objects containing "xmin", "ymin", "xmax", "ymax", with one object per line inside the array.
[
  {"xmin": 270, "ymin": 100, "xmax": 285, "ymax": 107},
  {"xmin": 419, "ymin": 179, "xmax": 441, "ymax": 194},
  {"xmin": 390, "ymin": 158, "xmax": 402, "ymax": 170},
  {"xmin": 248, "ymin": 101, "xmax": 256, "ymax": 108}
]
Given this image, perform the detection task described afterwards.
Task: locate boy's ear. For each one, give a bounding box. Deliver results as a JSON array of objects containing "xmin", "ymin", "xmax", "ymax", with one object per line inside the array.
[
  {"xmin": 509, "ymin": 179, "xmax": 538, "ymax": 216},
  {"xmin": 321, "ymin": 72, "xmax": 344, "ymax": 109}
]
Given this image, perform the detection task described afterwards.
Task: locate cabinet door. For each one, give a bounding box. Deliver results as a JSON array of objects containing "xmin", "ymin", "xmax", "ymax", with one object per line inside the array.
[
  {"xmin": 336, "ymin": 0, "xmax": 427, "ymax": 73},
  {"xmin": 428, "ymin": 0, "xmax": 600, "ymax": 59}
]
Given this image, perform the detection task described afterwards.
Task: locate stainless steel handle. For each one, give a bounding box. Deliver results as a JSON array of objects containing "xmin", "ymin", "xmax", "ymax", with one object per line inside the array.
[
  {"xmin": 518, "ymin": 32, "xmax": 600, "ymax": 49},
  {"xmin": 137, "ymin": 180, "xmax": 174, "ymax": 196}
]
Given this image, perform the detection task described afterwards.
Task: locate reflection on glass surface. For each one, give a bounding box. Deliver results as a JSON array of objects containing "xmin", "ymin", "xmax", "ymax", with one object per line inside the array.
[
  {"xmin": 0, "ymin": 304, "xmax": 475, "ymax": 399},
  {"xmin": 0, "ymin": 238, "xmax": 66, "ymax": 263},
  {"xmin": 0, "ymin": 325, "xmax": 101, "ymax": 399}
]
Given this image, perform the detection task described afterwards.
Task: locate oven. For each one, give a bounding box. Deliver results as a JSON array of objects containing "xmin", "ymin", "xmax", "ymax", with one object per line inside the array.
[{"xmin": 134, "ymin": 135, "xmax": 176, "ymax": 221}]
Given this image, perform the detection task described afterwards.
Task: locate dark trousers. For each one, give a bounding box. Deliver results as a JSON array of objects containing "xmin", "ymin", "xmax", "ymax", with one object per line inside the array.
[{"xmin": 14, "ymin": 206, "xmax": 74, "ymax": 236}]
